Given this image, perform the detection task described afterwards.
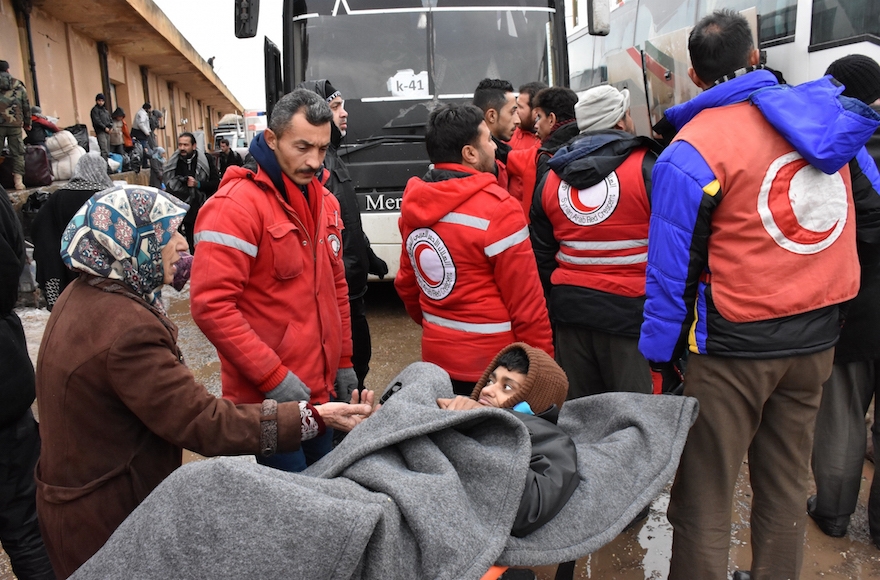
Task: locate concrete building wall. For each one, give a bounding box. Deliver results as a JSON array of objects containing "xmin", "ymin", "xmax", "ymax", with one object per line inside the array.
[
  {"xmin": 28, "ymin": 7, "xmax": 76, "ymax": 124},
  {"xmin": 66, "ymin": 26, "xmax": 102, "ymax": 127},
  {"xmin": 0, "ymin": 0, "xmax": 26, "ymax": 93}
]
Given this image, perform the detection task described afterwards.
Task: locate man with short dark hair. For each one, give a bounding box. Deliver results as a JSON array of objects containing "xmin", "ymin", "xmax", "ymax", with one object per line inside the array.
[
  {"xmin": 216, "ymin": 138, "xmax": 243, "ymax": 177},
  {"xmin": 640, "ymin": 10, "xmax": 880, "ymax": 579},
  {"xmin": 507, "ymin": 87, "xmax": 579, "ymax": 218},
  {"xmin": 90, "ymin": 94, "xmax": 113, "ymax": 160},
  {"xmin": 510, "ymin": 81, "xmax": 546, "ymax": 151},
  {"xmin": 473, "ymin": 78, "xmax": 517, "ymax": 165},
  {"xmin": 132, "ymin": 103, "xmax": 152, "ymax": 163},
  {"xmin": 0, "ymin": 60, "xmax": 31, "ymax": 190},
  {"xmin": 163, "ymin": 132, "xmax": 219, "ymax": 251},
  {"xmin": 395, "ymin": 103, "xmax": 552, "ymax": 395},
  {"xmin": 190, "ymin": 89, "xmax": 356, "ymax": 472}
]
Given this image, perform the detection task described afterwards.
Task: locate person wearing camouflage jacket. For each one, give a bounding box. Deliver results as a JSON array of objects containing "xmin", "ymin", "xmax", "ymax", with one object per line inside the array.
[{"xmin": 0, "ymin": 60, "xmax": 31, "ymax": 190}]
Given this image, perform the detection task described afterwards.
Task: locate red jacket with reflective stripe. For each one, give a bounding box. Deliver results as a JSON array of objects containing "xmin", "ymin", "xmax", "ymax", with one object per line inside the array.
[
  {"xmin": 190, "ymin": 165, "xmax": 352, "ymax": 405},
  {"xmin": 395, "ymin": 163, "xmax": 553, "ymax": 381},
  {"xmin": 541, "ymin": 149, "xmax": 650, "ymax": 297}
]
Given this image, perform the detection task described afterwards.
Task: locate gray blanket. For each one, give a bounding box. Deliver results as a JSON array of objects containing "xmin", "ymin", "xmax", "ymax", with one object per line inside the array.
[{"xmin": 71, "ymin": 362, "xmax": 698, "ymax": 579}]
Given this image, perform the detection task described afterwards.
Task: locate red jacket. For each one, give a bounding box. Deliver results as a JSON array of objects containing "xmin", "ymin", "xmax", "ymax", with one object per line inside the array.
[
  {"xmin": 509, "ymin": 126, "xmax": 540, "ymax": 151},
  {"xmin": 395, "ymin": 163, "xmax": 553, "ymax": 381},
  {"xmin": 506, "ymin": 143, "xmax": 540, "ymax": 220},
  {"xmin": 191, "ymin": 165, "xmax": 352, "ymax": 405}
]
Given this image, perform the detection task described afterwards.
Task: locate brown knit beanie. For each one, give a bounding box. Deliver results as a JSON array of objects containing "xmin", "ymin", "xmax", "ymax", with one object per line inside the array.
[
  {"xmin": 826, "ymin": 55, "xmax": 880, "ymax": 106},
  {"xmin": 471, "ymin": 343, "xmax": 568, "ymax": 414}
]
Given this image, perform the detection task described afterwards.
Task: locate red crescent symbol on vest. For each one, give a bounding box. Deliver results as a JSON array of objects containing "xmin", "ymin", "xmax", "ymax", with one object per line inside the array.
[
  {"xmin": 414, "ymin": 243, "xmax": 441, "ymax": 287},
  {"xmin": 569, "ymin": 186, "xmax": 604, "ymax": 213},
  {"xmin": 768, "ymin": 158, "xmax": 836, "ymax": 245}
]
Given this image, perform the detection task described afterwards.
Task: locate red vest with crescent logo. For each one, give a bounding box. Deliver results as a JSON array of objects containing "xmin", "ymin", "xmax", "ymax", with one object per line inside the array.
[
  {"xmin": 675, "ymin": 102, "xmax": 859, "ymax": 323},
  {"xmin": 541, "ymin": 148, "xmax": 650, "ymax": 297}
]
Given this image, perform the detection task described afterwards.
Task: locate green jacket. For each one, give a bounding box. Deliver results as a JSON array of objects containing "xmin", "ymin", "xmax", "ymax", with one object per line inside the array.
[{"xmin": 0, "ymin": 71, "xmax": 31, "ymax": 129}]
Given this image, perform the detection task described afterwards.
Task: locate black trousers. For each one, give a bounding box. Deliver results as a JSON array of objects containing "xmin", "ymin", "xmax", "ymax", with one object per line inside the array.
[
  {"xmin": 350, "ymin": 296, "xmax": 371, "ymax": 389},
  {"xmin": 811, "ymin": 359, "xmax": 880, "ymax": 539},
  {"xmin": 0, "ymin": 409, "xmax": 55, "ymax": 580}
]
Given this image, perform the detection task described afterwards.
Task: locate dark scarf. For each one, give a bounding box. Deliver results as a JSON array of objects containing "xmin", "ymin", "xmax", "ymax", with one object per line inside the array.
[{"xmin": 249, "ymin": 133, "xmax": 309, "ymax": 204}]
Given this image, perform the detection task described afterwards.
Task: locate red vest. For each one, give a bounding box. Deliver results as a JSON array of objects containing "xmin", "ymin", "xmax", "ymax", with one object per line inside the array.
[
  {"xmin": 541, "ymin": 148, "xmax": 650, "ymax": 297},
  {"xmin": 676, "ymin": 102, "xmax": 859, "ymax": 322}
]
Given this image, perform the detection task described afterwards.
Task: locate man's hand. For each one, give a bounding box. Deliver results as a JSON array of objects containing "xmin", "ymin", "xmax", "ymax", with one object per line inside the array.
[
  {"xmin": 334, "ymin": 367, "xmax": 359, "ymax": 403},
  {"xmin": 650, "ymin": 361, "xmax": 684, "ymax": 395},
  {"xmin": 318, "ymin": 389, "xmax": 374, "ymax": 432},
  {"xmin": 186, "ymin": 176, "xmax": 197, "ymax": 188},
  {"xmin": 436, "ymin": 396, "xmax": 481, "ymax": 411},
  {"xmin": 265, "ymin": 371, "xmax": 311, "ymax": 403}
]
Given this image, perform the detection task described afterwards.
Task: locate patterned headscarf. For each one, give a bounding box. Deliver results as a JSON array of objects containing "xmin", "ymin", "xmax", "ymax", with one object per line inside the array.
[
  {"xmin": 65, "ymin": 152, "xmax": 114, "ymax": 191},
  {"xmin": 60, "ymin": 185, "xmax": 189, "ymax": 310}
]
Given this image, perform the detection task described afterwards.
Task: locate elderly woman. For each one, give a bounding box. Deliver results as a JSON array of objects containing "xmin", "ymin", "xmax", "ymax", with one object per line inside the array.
[
  {"xmin": 34, "ymin": 184, "xmax": 373, "ymax": 579},
  {"xmin": 31, "ymin": 153, "xmax": 114, "ymax": 310}
]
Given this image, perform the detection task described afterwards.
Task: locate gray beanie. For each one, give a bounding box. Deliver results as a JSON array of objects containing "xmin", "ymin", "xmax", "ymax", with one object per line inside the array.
[{"xmin": 575, "ymin": 85, "xmax": 630, "ymax": 133}]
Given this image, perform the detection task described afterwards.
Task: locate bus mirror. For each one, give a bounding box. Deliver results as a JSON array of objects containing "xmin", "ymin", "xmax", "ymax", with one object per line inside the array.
[
  {"xmin": 264, "ymin": 37, "xmax": 284, "ymax": 120},
  {"xmin": 587, "ymin": 0, "xmax": 610, "ymax": 36},
  {"xmin": 234, "ymin": 0, "xmax": 260, "ymax": 39}
]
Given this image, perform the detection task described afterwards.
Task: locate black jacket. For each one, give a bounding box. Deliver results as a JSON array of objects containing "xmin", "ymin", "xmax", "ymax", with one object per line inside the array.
[
  {"xmin": 836, "ymin": 115, "xmax": 880, "ymax": 363},
  {"xmin": 217, "ymin": 150, "xmax": 243, "ymax": 176},
  {"xmin": 0, "ymin": 186, "xmax": 36, "ymax": 428},
  {"xmin": 511, "ymin": 405, "xmax": 579, "ymax": 537},
  {"xmin": 90, "ymin": 104, "xmax": 112, "ymax": 134},
  {"xmin": 530, "ymin": 131, "xmax": 661, "ymax": 337},
  {"xmin": 296, "ymin": 79, "xmax": 386, "ymax": 297}
]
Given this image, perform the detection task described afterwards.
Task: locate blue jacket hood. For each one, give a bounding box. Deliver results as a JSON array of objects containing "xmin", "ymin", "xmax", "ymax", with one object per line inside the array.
[
  {"xmin": 666, "ymin": 70, "xmax": 880, "ymax": 175},
  {"xmin": 749, "ymin": 76, "xmax": 880, "ymax": 174}
]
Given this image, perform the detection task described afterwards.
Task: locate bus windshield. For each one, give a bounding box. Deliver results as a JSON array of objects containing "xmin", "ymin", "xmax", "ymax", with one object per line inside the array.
[{"xmin": 299, "ymin": 8, "xmax": 553, "ymax": 101}]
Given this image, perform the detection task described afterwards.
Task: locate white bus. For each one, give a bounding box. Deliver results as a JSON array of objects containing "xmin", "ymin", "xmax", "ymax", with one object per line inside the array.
[{"xmin": 566, "ymin": 0, "xmax": 880, "ymax": 137}]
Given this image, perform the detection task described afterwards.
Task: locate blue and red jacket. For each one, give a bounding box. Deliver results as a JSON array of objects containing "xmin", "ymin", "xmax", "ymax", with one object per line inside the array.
[{"xmin": 639, "ymin": 70, "xmax": 880, "ymax": 363}]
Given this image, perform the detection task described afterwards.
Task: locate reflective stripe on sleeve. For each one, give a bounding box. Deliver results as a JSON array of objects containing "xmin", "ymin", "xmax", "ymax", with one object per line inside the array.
[
  {"xmin": 560, "ymin": 238, "xmax": 648, "ymax": 250},
  {"xmin": 194, "ymin": 230, "xmax": 259, "ymax": 258},
  {"xmin": 423, "ymin": 312, "xmax": 512, "ymax": 334},
  {"xmin": 439, "ymin": 212, "xmax": 491, "ymax": 231},
  {"xmin": 555, "ymin": 251, "xmax": 647, "ymax": 265},
  {"xmin": 484, "ymin": 226, "xmax": 529, "ymax": 257}
]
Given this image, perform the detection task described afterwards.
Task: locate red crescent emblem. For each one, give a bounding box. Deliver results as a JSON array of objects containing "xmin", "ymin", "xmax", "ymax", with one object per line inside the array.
[
  {"xmin": 569, "ymin": 187, "xmax": 603, "ymax": 213},
  {"xmin": 768, "ymin": 159, "xmax": 836, "ymax": 245},
  {"xmin": 414, "ymin": 243, "xmax": 441, "ymax": 286}
]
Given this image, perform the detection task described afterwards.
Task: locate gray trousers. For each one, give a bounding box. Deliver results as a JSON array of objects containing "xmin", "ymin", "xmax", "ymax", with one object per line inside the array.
[
  {"xmin": 554, "ymin": 323, "xmax": 651, "ymax": 398},
  {"xmin": 668, "ymin": 349, "xmax": 833, "ymax": 580},
  {"xmin": 811, "ymin": 359, "xmax": 880, "ymax": 537},
  {"xmin": 95, "ymin": 131, "xmax": 110, "ymax": 159},
  {"xmin": 0, "ymin": 125, "xmax": 25, "ymax": 176}
]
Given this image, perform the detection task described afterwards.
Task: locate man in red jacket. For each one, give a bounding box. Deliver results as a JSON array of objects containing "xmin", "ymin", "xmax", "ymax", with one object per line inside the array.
[
  {"xmin": 190, "ymin": 89, "xmax": 357, "ymax": 472},
  {"xmin": 509, "ymin": 81, "xmax": 546, "ymax": 151},
  {"xmin": 395, "ymin": 103, "xmax": 553, "ymax": 395}
]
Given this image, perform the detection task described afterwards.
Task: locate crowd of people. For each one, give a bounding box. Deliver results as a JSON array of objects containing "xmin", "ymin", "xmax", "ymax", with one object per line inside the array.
[{"xmin": 2, "ymin": 8, "xmax": 880, "ymax": 580}]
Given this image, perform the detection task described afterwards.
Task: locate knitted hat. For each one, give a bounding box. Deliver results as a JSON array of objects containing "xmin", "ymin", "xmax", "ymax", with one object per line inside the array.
[
  {"xmin": 471, "ymin": 343, "xmax": 568, "ymax": 413},
  {"xmin": 826, "ymin": 55, "xmax": 880, "ymax": 105},
  {"xmin": 31, "ymin": 106, "xmax": 42, "ymax": 115},
  {"xmin": 96, "ymin": 93, "xmax": 105, "ymax": 101},
  {"xmin": 575, "ymin": 85, "xmax": 630, "ymax": 133}
]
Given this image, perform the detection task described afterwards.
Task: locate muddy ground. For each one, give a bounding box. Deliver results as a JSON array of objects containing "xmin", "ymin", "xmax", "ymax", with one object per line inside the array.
[{"xmin": 4, "ymin": 282, "xmax": 879, "ymax": 579}]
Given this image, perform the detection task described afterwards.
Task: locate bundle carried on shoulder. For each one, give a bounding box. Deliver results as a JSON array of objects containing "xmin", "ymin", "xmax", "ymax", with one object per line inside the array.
[{"xmin": 45, "ymin": 130, "xmax": 86, "ymax": 181}]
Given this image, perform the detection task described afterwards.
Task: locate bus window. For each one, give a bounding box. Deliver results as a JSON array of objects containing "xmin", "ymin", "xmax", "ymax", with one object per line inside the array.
[
  {"xmin": 636, "ymin": 0, "xmax": 698, "ymax": 43},
  {"xmin": 302, "ymin": 13, "xmax": 428, "ymax": 99},
  {"xmin": 702, "ymin": 0, "xmax": 798, "ymax": 45},
  {"xmin": 811, "ymin": 0, "xmax": 880, "ymax": 49},
  {"xmin": 433, "ymin": 10, "xmax": 554, "ymax": 93}
]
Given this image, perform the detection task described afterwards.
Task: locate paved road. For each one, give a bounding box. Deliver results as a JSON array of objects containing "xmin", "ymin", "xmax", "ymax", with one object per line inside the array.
[{"xmin": 4, "ymin": 282, "xmax": 879, "ymax": 578}]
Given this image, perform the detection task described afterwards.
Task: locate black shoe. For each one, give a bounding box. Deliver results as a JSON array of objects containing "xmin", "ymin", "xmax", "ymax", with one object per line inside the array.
[
  {"xmin": 623, "ymin": 503, "xmax": 651, "ymax": 531},
  {"xmin": 732, "ymin": 572, "xmax": 751, "ymax": 580},
  {"xmin": 498, "ymin": 569, "xmax": 537, "ymax": 580},
  {"xmin": 806, "ymin": 495, "xmax": 847, "ymax": 538}
]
